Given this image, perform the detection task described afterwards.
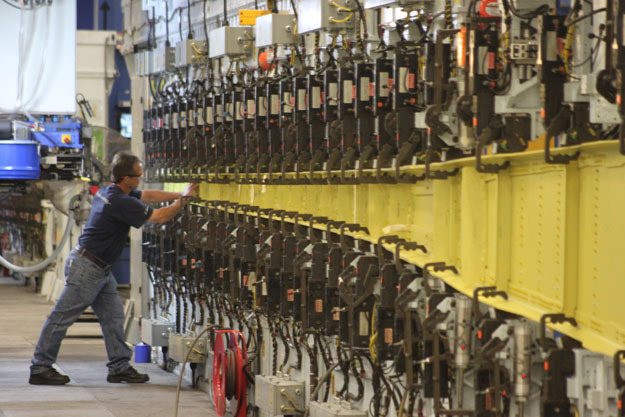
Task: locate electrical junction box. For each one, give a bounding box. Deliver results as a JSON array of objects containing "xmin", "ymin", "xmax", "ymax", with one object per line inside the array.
[
  {"xmin": 135, "ymin": 51, "xmax": 154, "ymax": 77},
  {"xmin": 134, "ymin": 52, "xmax": 144, "ymax": 76},
  {"xmin": 153, "ymin": 45, "xmax": 175, "ymax": 73},
  {"xmin": 168, "ymin": 333, "xmax": 208, "ymax": 363},
  {"xmin": 296, "ymin": 0, "xmax": 356, "ymax": 34},
  {"xmin": 255, "ymin": 13, "xmax": 297, "ymax": 48},
  {"xmin": 175, "ymin": 40, "xmax": 208, "ymax": 67},
  {"xmin": 140, "ymin": 318, "xmax": 174, "ymax": 347},
  {"xmin": 255, "ymin": 375, "xmax": 305, "ymax": 415},
  {"xmin": 209, "ymin": 26, "xmax": 254, "ymax": 58},
  {"xmin": 147, "ymin": 50, "xmax": 156, "ymax": 75},
  {"xmin": 308, "ymin": 401, "xmax": 367, "ymax": 417}
]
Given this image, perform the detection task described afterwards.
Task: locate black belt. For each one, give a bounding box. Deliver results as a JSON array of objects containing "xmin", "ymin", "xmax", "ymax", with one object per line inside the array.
[{"xmin": 76, "ymin": 246, "xmax": 111, "ymax": 271}]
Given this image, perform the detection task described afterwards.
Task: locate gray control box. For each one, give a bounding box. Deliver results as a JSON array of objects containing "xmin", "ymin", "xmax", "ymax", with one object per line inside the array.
[
  {"xmin": 153, "ymin": 45, "xmax": 175, "ymax": 73},
  {"xmin": 175, "ymin": 39, "xmax": 208, "ymax": 67},
  {"xmin": 255, "ymin": 374, "xmax": 305, "ymax": 415},
  {"xmin": 140, "ymin": 318, "xmax": 173, "ymax": 347},
  {"xmin": 255, "ymin": 13, "xmax": 296, "ymax": 48},
  {"xmin": 209, "ymin": 26, "xmax": 254, "ymax": 58},
  {"xmin": 297, "ymin": 0, "xmax": 356, "ymax": 34},
  {"xmin": 168, "ymin": 333, "xmax": 208, "ymax": 363}
]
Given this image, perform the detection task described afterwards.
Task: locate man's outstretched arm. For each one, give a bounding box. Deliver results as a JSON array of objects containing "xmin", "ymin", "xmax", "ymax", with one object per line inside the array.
[
  {"xmin": 141, "ymin": 183, "xmax": 199, "ymax": 203},
  {"xmin": 145, "ymin": 183, "xmax": 199, "ymax": 224},
  {"xmin": 140, "ymin": 190, "xmax": 182, "ymax": 203}
]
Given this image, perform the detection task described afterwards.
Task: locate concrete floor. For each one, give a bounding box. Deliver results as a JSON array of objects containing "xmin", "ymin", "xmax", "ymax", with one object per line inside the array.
[{"xmin": 0, "ymin": 277, "xmax": 217, "ymax": 417}]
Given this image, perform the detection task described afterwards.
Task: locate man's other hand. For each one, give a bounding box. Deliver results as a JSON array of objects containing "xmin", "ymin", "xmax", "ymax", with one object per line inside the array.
[{"xmin": 182, "ymin": 183, "xmax": 199, "ymax": 198}]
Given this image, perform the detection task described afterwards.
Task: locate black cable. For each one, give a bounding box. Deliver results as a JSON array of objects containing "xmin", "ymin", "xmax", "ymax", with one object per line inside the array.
[
  {"xmin": 408, "ymin": 390, "xmax": 416, "ymax": 416},
  {"xmin": 567, "ymin": 7, "xmax": 606, "ymax": 26},
  {"xmin": 570, "ymin": 34, "xmax": 602, "ymax": 68},
  {"xmin": 223, "ymin": 0, "xmax": 228, "ymax": 27},
  {"xmin": 179, "ymin": 9, "xmax": 184, "ymax": 42},
  {"xmin": 203, "ymin": 0, "xmax": 209, "ymax": 44},
  {"xmin": 337, "ymin": 345, "xmax": 350, "ymax": 398},
  {"xmin": 165, "ymin": 1, "xmax": 170, "ymax": 47},
  {"xmin": 591, "ymin": 38, "xmax": 603, "ymax": 67},
  {"xmin": 352, "ymin": 0, "xmax": 369, "ymax": 59},
  {"xmin": 303, "ymin": 333, "xmax": 319, "ymax": 382},
  {"xmin": 267, "ymin": 315, "xmax": 278, "ymax": 375},
  {"xmin": 289, "ymin": 0, "xmax": 298, "ymax": 20},
  {"xmin": 280, "ymin": 0, "xmax": 306, "ymax": 69},
  {"xmin": 1, "ymin": 0, "xmax": 20, "ymax": 9},
  {"xmin": 445, "ymin": 0, "xmax": 453, "ymax": 28},
  {"xmin": 569, "ymin": 26, "xmax": 605, "ymax": 72},
  {"xmin": 502, "ymin": 0, "xmax": 548, "ymax": 20},
  {"xmin": 349, "ymin": 356, "xmax": 365, "ymax": 402},
  {"xmin": 467, "ymin": 0, "xmax": 477, "ymax": 18},
  {"xmin": 564, "ymin": 0, "xmax": 582, "ymax": 25},
  {"xmin": 187, "ymin": 0, "xmax": 193, "ymax": 39},
  {"xmin": 2, "ymin": 0, "xmax": 51, "ymax": 11},
  {"xmin": 284, "ymin": 321, "xmax": 300, "ymax": 370},
  {"xmin": 148, "ymin": 7, "xmax": 155, "ymax": 49},
  {"xmin": 276, "ymin": 319, "xmax": 290, "ymax": 370}
]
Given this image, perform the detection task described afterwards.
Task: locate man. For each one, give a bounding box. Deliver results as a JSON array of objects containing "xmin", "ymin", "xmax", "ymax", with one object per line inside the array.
[{"xmin": 29, "ymin": 152, "xmax": 198, "ymax": 385}]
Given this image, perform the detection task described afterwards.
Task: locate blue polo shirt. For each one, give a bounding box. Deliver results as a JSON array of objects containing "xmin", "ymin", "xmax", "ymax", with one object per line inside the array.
[{"xmin": 78, "ymin": 184, "xmax": 153, "ymax": 264}]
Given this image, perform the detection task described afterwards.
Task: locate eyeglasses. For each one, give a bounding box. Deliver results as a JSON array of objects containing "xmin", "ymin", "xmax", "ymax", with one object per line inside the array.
[{"xmin": 126, "ymin": 174, "xmax": 142, "ymax": 178}]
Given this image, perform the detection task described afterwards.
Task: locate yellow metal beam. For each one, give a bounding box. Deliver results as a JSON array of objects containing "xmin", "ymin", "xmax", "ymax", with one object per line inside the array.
[{"xmin": 163, "ymin": 140, "xmax": 625, "ymax": 357}]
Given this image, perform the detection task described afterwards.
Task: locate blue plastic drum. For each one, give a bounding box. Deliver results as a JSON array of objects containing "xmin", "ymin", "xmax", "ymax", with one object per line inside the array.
[
  {"xmin": 135, "ymin": 343, "xmax": 152, "ymax": 363},
  {"xmin": 134, "ymin": 343, "xmax": 151, "ymax": 363},
  {"xmin": 0, "ymin": 140, "xmax": 40, "ymax": 180}
]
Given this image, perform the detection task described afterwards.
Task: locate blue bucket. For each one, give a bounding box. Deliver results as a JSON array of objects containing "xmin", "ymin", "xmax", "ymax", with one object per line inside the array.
[
  {"xmin": 0, "ymin": 140, "xmax": 40, "ymax": 180},
  {"xmin": 134, "ymin": 343, "xmax": 151, "ymax": 363}
]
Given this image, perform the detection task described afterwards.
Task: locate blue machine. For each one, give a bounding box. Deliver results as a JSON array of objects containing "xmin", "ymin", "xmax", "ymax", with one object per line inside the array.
[
  {"xmin": 0, "ymin": 117, "xmax": 84, "ymax": 181},
  {"xmin": 31, "ymin": 119, "xmax": 83, "ymax": 150}
]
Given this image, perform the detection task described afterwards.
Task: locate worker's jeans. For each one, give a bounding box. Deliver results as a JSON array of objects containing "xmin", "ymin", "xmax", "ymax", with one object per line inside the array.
[{"xmin": 30, "ymin": 250, "xmax": 132, "ymax": 374}]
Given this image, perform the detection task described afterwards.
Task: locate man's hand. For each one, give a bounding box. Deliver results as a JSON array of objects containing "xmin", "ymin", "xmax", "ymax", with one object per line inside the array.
[{"xmin": 181, "ymin": 183, "xmax": 199, "ymax": 198}]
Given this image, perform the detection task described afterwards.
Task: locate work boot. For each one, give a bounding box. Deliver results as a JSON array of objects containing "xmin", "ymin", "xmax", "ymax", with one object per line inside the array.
[
  {"xmin": 29, "ymin": 368, "xmax": 70, "ymax": 385},
  {"xmin": 107, "ymin": 366, "xmax": 149, "ymax": 383}
]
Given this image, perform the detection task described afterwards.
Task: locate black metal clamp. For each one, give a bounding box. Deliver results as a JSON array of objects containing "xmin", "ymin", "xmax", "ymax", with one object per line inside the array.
[
  {"xmin": 309, "ymin": 216, "xmax": 329, "ymax": 243},
  {"xmin": 544, "ymin": 106, "xmax": 580, "ymax": 165},
  {"xmin": 472, "ymin": 286, "xmax": 509, "ymax": 323},
  {"xmin": 376, "ymin": 235, "xmax": 402, "ymax": 263},
  {"xmin": 424, "ymin": 261, "xmax": 459, "ymax": 276},
  {"xmin": 394, "ymin": 240, "xmax": 428, "ymax": 275},
  {"xmin": 338, "ymin": 223, "xmax": 370, "ymax": 249},
  {"xmin": 325, "ymin": 220, "xmax": 345, "ymax": 243},
  {"xmin": 293, "ymin": 213, "xmax": 312, "ymax": 239},
  {"xmin": 279, "ymin": 211, "xmax": 297, "ymax": 234},
  {"xmin": 475, "ymin": 117, "xmax": 510, "ymax": 174},
  {"xmin": 421, "ymin": 262, "xmax": 458, "ymax": 295},
  {"xmin": 539, "ymin": 313, "xmax": 578, "ymax": 351}
]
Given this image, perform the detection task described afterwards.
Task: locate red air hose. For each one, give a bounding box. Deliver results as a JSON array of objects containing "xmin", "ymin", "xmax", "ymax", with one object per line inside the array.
[
  {"xmin": 212, "ymin": 330, "xmax": 248, "ymax": 417},
  {"xmin": 212, "ymin": 333, "xmax": 227, "ymax": 416}
]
